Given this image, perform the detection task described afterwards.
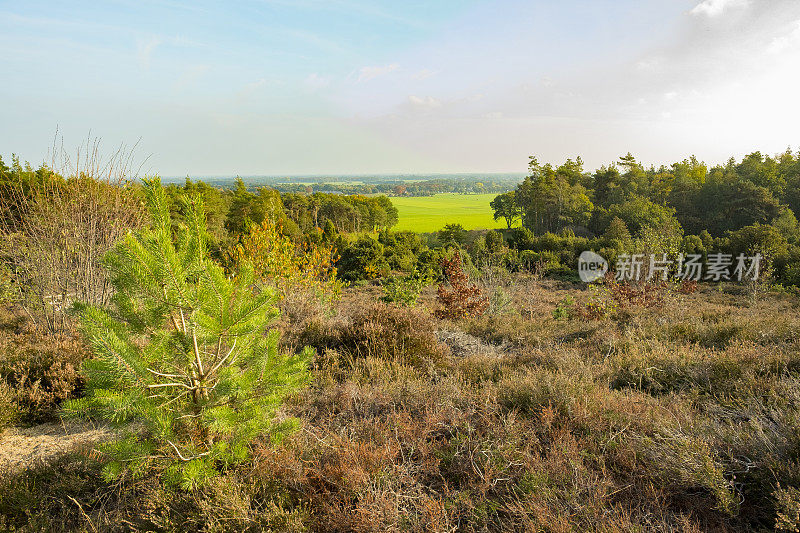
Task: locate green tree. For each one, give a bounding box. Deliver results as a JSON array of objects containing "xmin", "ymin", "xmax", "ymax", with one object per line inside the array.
[
  {"xmin": 490, "ymin": 191, "xmax": 522, "ymax": 229},
  {"xmin": 699, "ymin": 179, "xmax": 781, "ymax": 236},
  {"xmin": 337, "ymin": 236, "xmax": 387, "ymax": 281},
  {"xmin": 64, "ymin": 179, "xmax": 312, "ymax": 489},
  {"xmin": 438, "ymin": 223, "xmax": 467, "ymax": 247},
  {"xmin": 608, "ymin": 196, "xmax": 681, "ymax": 237},
  {"xmin": 616, "ymin": 153, "xmax": 650, "ymax": 199},
  {"xmin": 725, "ymin": 223, "xmax": 788, "ymax": 262},
  {"xmin": 737, "ymin": 151, "xmax": 784, "ymax": 198},
  {"xmin": 374, "ymin": 194, "xmax": 399, "ymax": 229},
  {"xmin": 516, "ymin": 157, "xmax": 593, "ymax": 234},
  {"xmin": 224, "ymin": 179, "xmax": 284, "ymax": 236},
  {"xmin": 484, "ymin": 229, "xmax": 505, "ymax": 253},
  {"xmin": 322, "ymin": 219, "xmax": 338, "ymax": 242},
  {"xmin": 603, "ymin": 216, "xmax": 632, "ymax": 248},
  {"xmin": 592, "ymin": 166, "xmax": 622, "ymax": 209}
]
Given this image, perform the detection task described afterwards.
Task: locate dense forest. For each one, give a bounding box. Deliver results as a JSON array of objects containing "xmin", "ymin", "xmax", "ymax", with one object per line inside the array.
[
  {"xmin": 492, "ymin": 152, "xmax": 798, "ymax": 237},
  {"xmin": 487, "ymin": 151, "xmax": 800, "ymax": 288}
]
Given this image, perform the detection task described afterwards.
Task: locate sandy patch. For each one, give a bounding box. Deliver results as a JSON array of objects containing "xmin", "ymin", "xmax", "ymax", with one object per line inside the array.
[{"xmin": 0, "ymin": 419, "xmax": 112, "ymax": 474}]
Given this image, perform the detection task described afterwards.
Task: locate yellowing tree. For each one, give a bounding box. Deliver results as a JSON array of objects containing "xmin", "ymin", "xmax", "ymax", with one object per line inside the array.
[{"xmin": 230, "ymin": 220, "xmax": 341, "ymax": 304}]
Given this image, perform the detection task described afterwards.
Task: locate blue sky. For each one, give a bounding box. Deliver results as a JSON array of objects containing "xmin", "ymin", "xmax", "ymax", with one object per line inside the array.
[{"xmin": 2, "ymin": 0, "xmax": 799, "ymax": 175}]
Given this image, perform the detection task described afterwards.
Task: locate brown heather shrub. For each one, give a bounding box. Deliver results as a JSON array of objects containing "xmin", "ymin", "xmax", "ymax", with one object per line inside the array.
[
  {"xmin": 435, "ymin": 253, "xmax": 489, "ymax": 320},
  {"xmin": 0, "ymin": 311, "xmax": 88, "ymax": 423},
  {"xmin": 276, "ymin": 290, "xmax": 343, "ymax": 356},
  {"xmin": 464, "ymin": 313, "xmax": 546, "ymax": 348},
  {"xmin": 0, "ymin": 381, "xmax": 18, "ymax": 430},
  {"xmin": 775, "ymin": 485, "xmax": 800, "ymax": 532},
  {"xmin": 274, "ymin": 360, "xmax": 743, "ymax": 532},
  {"xmin": 0, "ymin": 453, "xmax": 309, "ymax": 532},
  {"xmin": 605, "ymin": 273, "xmax": 668, "ymax": 309},
  {"xmin": 341, "ymin": 303, "xmax": 450, "ymax": 368},
  {"xmin": 678, "ymin": 279, "xmax": 699, "ymax": 294},
  {"xmin": 265, "ymin": 376, "xmax": 605, "ymax": 531}
]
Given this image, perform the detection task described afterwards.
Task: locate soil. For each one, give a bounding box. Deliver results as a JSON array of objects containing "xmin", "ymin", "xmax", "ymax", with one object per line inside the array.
[{"xmin": 0, "ymin": 419, "xmax": 111, "ymax": 474}]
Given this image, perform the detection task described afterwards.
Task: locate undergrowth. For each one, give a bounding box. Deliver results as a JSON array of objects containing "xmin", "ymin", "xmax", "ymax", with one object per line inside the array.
[{"xmin": 1, "ymin": 281, "xmax": 800, "ymax": 531}]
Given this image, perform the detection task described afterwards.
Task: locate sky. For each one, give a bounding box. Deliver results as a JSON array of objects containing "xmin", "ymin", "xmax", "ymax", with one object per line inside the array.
[{"xmin": 1, "ymin": 0, "xmax": 799, "ymax": 176}]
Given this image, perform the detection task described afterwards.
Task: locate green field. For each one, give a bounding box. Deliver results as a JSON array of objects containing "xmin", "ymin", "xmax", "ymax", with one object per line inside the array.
[{"xmin": 391, "ymin": 193, "xmax": 505, "ymax": 233}]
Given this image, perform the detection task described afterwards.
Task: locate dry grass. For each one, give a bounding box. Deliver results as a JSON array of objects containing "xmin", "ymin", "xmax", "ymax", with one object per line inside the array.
[{"xmin": 1, "ymin": 279, "xmax": 800, "ymax": 531}]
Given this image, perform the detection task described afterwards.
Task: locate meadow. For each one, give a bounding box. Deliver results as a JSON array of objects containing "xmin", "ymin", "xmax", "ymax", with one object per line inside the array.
[{"xmin": 391, "ymin": 193, "xmax": 506, "ymax": 232}]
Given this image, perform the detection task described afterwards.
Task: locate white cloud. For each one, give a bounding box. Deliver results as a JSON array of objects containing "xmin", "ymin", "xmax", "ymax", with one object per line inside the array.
[
  {"xmin": 136, "ymin": 36, "xmax": 161, "ymax": 70},
  {"xmin": 636, "ymin": 58, "xmax": 659, "ymax": 71},
  {"xmin": 304, "ymin": 73, "xmax": 331, "ymax": 90},
  {"xmin": 407, "ymin": 95, "xmax": 442, "ymax": 108},
  {"xmin": 357, "ymin": 63, "xmax": 399, "ymax": 82},
  {"xmin": 768, "ymin": 20, "xmax": 800, "ymax": 54},
  {"xmin": 690, "ymin": 0, "xmax": 749, "ymax": 17},
  {"xmin": 236, "ymin": 78, "xmax": 275, "ymax": 101}
]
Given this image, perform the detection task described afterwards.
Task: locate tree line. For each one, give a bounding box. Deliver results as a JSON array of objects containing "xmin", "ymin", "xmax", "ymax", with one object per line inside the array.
[
  {"xmin": 0, "ymin": 156, "xmax": 399, "ymax": 241},
  {"xmin": 492, "ymin": 152, "xmax": 798, "ymax": 237},
  {"xmin": 489, "ymin": 150, "xmax": 800, "ymax": 286},
  {"xmin": 193, "ymin": 176, "xmax": 516, "ymax": 196}
]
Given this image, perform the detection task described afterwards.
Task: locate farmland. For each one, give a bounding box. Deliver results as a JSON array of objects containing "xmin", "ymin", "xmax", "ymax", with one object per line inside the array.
[{"xmin": 390, "ymin": 193, "xmax": 506, "ymax": 232}]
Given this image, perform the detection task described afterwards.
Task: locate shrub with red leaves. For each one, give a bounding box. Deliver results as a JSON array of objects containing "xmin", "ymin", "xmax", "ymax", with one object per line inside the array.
[
  {"xmin": 435, "ymin": 253, "xmax": 488, "ymax": 320},
  {"xmin": 605, "ymin": 272, "xmax": 666, "ymax": 309},
  {"xmin": 677, "ymin": 279, "xmax": 698, "ymax": 295}
]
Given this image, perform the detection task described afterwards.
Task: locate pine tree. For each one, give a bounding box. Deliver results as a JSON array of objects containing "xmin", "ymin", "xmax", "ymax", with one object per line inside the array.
[{"xmin": 64, "ymin": 178, "xmax": 312, "ymax": 489}]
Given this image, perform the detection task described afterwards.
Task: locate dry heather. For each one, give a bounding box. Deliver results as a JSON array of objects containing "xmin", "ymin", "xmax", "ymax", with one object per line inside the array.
[
  {"xmin": 1, "ymin": 280, "xmax": 800, "ymax": 531},
  {"xmin": 0, "ymin": 307, "xmax": 87, "ymax": 427}
]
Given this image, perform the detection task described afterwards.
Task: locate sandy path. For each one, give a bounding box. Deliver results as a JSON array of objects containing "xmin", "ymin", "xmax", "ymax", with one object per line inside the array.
[{"xmin": 0, "ymin": 419, "xmax": 112, "ymax": 474}]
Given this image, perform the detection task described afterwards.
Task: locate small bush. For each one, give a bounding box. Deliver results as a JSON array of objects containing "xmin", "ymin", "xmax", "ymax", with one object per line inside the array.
[
  {"xmin": 381, "ymin": 271, "xmax": 427, "ymax": 306},
  {"xmin": 572, "ymin": 283, "xmax": 616, "ymax": 320},
  {"xmin": 552, "ymin": 296, "xmax": 575, "ymax": 320},
  {"xmin": 342, "ymin": 303, "xmax": 449, "ymax": 368},
  {"xmin": 435, "ymin": 253, "xmax": 488, "ymax": 320},
  {"xmin": 606, "ymin": 275, "xmax": 667, "ymax": 309},
  {"xmin": 635, "ymin": 434, "xmax": 738, "ymax": 516},
  {"xmin": 0, "ymin": 148, "xmax": 145, "ymax": 333},
  {"xmin": 337, "ymin": 237, "xmax": 388, "ymax": 281},
  {"xmin": 677, "ymin": 279, "xmax": 699, "ymax": 294},
  {"xmin": 487, "ymin": 287, "xmax": 513, "ymax": 316},
  {"xmin": 230, "ymin": 218, "xmax": 341, "ymax": 305},
  {"xmin": 0, "ymin": 327, "xmax": 87, "ymax": 424}
]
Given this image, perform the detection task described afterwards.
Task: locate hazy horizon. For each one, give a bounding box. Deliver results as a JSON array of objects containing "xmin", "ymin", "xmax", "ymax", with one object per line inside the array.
[{"xmin": 159, "ymin": 172, "xmax": 526, "ymax": 181}]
